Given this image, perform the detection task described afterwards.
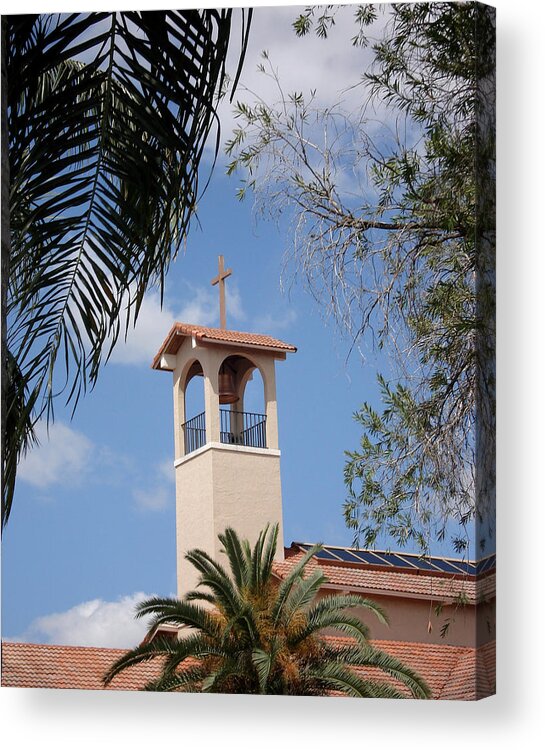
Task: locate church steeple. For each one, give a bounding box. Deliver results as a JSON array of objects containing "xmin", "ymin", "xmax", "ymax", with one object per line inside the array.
[{"xmin": 152, "ymin": 259, "xmax": 296, "ymax": 598}]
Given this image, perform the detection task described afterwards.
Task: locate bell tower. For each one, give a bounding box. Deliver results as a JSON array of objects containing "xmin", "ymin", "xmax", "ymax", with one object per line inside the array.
[{"xmin": 152, "ymin": 258, "xmax": 296, "ymax": 598}]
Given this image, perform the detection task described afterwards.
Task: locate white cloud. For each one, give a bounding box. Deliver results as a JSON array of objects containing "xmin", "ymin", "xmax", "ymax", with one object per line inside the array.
[
  {"xmin": 133, "ymin": 485, "xmax": 171, "ymax": 512},
  {"xmin": 108, "ymin": 288, "xmax": 177, "ymax": 366},
  {"xmin": 225, "ymin": 284, "xmax": 246, "ymax": 325},
  {"xmin": 10, "ymin": 593, "xmax": 156, "ymax": 649},
  {"xmin": 157, "ymin": 459, "xmax": 175, "ymax": 485},
  {"xmin": 17, "ymin": 421, "xmax": 93, "ymax": 489},
  {"xmin": 213, "ymin": 4, "xmax": 389, "ymax": 159},
  {"xmin": 132, "ymin": 458, "xmax": 175, "ymax": 512},
  {"xmin": 108, "ymin": 282, "xmax": 246, "ymax": 366},
  {"xmin": 176, "ymin": 284, "xmax": 218, "ymax": 328},
  {"xmin": 253, "ymin": 308, "xmax": 297, "ymax": 335}
]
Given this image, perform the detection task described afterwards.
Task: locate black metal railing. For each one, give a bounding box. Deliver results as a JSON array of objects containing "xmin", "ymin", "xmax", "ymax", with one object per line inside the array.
[
  {"xmin": 182, "ymin": 411, "xmax": 206, "ymax": 454},
  {"xmin": 220, "ymin": 409, "xmax": 267, "ymax": 449},
  {"xmin": 182, "ymin": 409, "xmax": 267, "ymax": 454}
]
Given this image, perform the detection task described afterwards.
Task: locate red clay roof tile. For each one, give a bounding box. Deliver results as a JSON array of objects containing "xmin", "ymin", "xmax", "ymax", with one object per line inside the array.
[
  {"xmin": 1, "ymin": 642, "xmax": 162, "ymax": 691},
  {"xmin": 1, "ymin": 639, "xmax": 494, "ymax": 700},
  {"xmin": 272, "ymin": 552, "xmax": 495, "ymax": 604},
  {"xmin": 152, "ymin": 323, "xmax": 297, "ymax": 369}
]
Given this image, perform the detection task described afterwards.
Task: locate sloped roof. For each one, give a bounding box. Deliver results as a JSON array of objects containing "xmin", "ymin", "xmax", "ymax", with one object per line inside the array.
[
  {"xmin": 273, "ymin": 549, "xmax": 496, "ymax": 605},
  {"xmin": 1, "ymin": 639, "xmax": 495, "ymax": 700},
  {"xmin": 152, "ymin": 323, "xmax": 297, "ymax": 370},
  {"xmin": 1, "ymin": 642, "xmax": 163, "ymax": 691},
  {"xmin": 329, "ymin": 637, "xmax": 495, "ymax": 701}
]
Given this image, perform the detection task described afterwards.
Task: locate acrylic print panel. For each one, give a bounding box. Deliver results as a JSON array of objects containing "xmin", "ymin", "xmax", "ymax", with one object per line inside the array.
[{"xmin": 2, "ymin": 2, "xmax": 495, "ymax": 701}]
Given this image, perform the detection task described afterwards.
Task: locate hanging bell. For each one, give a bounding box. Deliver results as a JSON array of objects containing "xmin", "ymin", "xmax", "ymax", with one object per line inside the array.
[{"xmin": 218, "ymin": 368, "xmax": 239, "ymax": 404}]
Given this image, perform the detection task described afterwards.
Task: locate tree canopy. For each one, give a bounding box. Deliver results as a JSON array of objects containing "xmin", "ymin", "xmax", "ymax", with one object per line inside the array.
[
  {"xmin": 104, "ymin": 524, "xmax": 430, "ymax": 697},
  {"xmin": 225, "ymin": 3, "xmax": 495, "ymax": 555},
  {"xmin": 1, "ymin": 9, "xmax": 252, "ymax": 528}
]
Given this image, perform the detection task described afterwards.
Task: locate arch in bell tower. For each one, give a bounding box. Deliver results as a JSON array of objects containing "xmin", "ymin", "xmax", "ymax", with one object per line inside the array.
[
  {"xmin": 179, "ymin": 358, "xmax": 205, "ymax": 456},
  {"xmin": 216, "ymin": 354, "xmax": 268, "ymax": 449}
]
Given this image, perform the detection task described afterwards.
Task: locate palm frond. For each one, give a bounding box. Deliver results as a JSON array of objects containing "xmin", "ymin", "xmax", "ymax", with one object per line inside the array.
[
  {"xmin": 185, "ymin": 548, "xmax": 244, "ymax": 618},
  {"xmin": 290, "ymin": 609, "xmax": 372, "ymax": 647},
  {"xmin": 217, "ymin": 526, "xmax": 252, "ymax": 590},
  {"xmin": 161, "ymin": 634, "xmax": 226, "ymax": 676},
  {"xmin": 103, "ymin": 526, "xmax": 429, "ymax": 699},
  {"xmin": 2, "ymin": 349, "xmax": 39, "ymax": 528},
  {"xmin": 251, "ymin": 522, "xmax": 271, "ymax": 591},
  {"xmin": 307, "ymin": 661, "xmax": 404, "ymax": 698},
  {"xmin": 280, "ymin": 568, "xmax": 328, "ymax": 627},
  {"xmin": 102, "ymin": 634, "xmax": 173, "ymax": 685},
  {"xmin": 251, "ymin": 647, "xmax": 276, "ymax": 694},
  {"xmin": 271, "ymin": 542, "xmax": 324, "ymax": 624},
  {"xmin": 349, "ymin": 645, "xmax": 431, "ymax": 699},
  {"xmin": 4, "ymin": 8, "xmax": 253, "ymax": 525},
  {"xmin": 260, "ymin": 522, "xmax": 279, "ymax": 582},
  {"xmin": 310, "ymin": 593, "xmax": 389, "ymax": 626},
  {"xmin": 135, "ymin": 596, "xmax": 220, "ymax": 638},
  {"xmin": 143, "ymin": 665, "xmax": 206, "ymax": 692}
]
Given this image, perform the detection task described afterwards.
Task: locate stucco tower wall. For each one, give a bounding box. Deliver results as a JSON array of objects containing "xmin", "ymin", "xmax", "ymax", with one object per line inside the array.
[
  {"xmin": 210, "ymin": 446, "xmax": 284, "ymax": 562},
  {"xmin": 175, "ymin": 446, "xmax": 284, "ymax": 598},
  {"xmin": 175, "ymin": 448, "xmax": 216, "ymax": 598}
]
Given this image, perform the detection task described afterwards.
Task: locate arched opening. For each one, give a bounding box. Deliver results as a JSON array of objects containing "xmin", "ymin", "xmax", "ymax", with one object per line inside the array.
[
  {"xmin": 218, "ymin": 355, "xmax": 267, "ymax": 449},
  {"xmin": 241, "ymin": 366, "xmax": 266, "ymax": 415},
  {"xmin": 182, "ymin": 360, "xmax": 205, "ymax": 454}
]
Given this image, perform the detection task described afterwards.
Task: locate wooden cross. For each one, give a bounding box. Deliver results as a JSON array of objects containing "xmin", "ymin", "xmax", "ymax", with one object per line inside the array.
[{"xmin": 211, "ymin": 255, "xmax": 232, "ymax": 329}]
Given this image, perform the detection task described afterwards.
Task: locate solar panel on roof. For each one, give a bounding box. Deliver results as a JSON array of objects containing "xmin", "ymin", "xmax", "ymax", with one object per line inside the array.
[
  {"xmin": 454, "ymin": 560, "xmax": 477, "ymax": 575},
  {"xmin": 315, "ymin": 549, "xmax": 341, "ymax": 561},
  {"xmin": 430, "ymin": 558, "xmax": 469, "ymax": 574},
  {"xmin": 348, "ymin": 550, "xmax": 388, "ymax": 565},
  {"xmin": 328, "ymin": 548, "xmax": 366, "ymax": 563},
  {"xmin": 372, "ymin": 552, "xmax": 413, "ymax": 568},
  {"xmin": 297, "ymin": 542, "xmax": 493, "ymax": 575},
  {"xmin": 396, "ymin": 554, "xmax": 437, "ymax": 572},
  {"xmin": 299, "ymin": 546, "xmax": 340, "ymax": 562}
]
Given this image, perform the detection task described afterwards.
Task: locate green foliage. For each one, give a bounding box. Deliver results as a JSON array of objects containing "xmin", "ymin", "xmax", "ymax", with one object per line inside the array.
[
  {"xmin": 103, "ymin": 524, "xmax": 430, "ymax": 698},
  {"xmin": 2, "ymin": 9, "xmax": 252, "ymax": 529},
  {"xmin": 226, "ymin": 3, "xmax": 495, "ymax": 554}
]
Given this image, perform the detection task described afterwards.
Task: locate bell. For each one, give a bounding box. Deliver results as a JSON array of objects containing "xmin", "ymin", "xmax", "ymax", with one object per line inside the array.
[{"xmin": 218, "ymin": 369, "xmax": 239, "ymax": 404}]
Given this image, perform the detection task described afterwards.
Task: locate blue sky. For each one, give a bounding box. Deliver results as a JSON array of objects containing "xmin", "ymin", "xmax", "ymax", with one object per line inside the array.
[{"xmin": 2, "ymin": 4, "xmax": 484, "ymax": 647}]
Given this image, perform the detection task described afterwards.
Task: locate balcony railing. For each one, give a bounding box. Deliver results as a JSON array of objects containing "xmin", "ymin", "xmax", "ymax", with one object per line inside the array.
[
  {"xmin": 182, "ymin": 409, "xmax": 267, "ymax": 455},
  {"xmin": 182, "ymin": 411, "xmax": 206, "ymax": 454},
  {"xmin": 220, "ymin": 409, "xmax": 267, "ymax": 449}
]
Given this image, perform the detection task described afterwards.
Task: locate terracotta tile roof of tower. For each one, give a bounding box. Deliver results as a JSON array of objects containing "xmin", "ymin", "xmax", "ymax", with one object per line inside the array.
[{"xmin": 152, "ymin": 323, "xmax": 297, "ymax": 370}]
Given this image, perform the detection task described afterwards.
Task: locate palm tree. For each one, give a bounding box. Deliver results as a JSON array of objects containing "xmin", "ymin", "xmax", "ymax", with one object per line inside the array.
[
  {"xmin": 104, "ymin": 524, "xmax": 430, "ymax": 698},
  {"xmin": 1, "ymin": 10, "xmax": 252, "ymax": 530}
]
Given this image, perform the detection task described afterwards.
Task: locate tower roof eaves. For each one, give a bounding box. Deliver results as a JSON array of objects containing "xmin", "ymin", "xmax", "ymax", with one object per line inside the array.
[{"xmin": 152, "ymin": 322, "xmax": 297, "ymax": 370}]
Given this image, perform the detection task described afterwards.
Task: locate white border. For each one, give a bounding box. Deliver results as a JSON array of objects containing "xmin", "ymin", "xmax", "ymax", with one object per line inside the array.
[{"xmin": 2, "ymin": 0, "xmax": 544, "ymax": 747}]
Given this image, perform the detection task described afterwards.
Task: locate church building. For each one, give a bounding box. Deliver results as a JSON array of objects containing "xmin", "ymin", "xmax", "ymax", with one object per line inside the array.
[{"xmin": 2, "ymin": 258, "xmax": 495, "ymax": 699}]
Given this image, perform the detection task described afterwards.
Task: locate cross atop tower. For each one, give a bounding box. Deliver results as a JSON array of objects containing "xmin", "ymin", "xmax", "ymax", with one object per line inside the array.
[{"xmin": 211, "ymin": 255, "xmax": 232, "ymax": 329}]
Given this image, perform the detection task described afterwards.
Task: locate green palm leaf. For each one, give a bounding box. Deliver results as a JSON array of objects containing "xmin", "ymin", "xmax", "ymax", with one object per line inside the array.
[
  {"xmin": 103, "ymin": 634, "xmax": 174, "ymax": 685},
  {"xmin": 308, "ymin": 661, "xmax": 407, "ymax": 699},
  {"xmin": 135, "ymin": 596, "xmax": 220, "ymax": 638},
  {"xmin": 271, "ymin": 541, "xmax": 323, "ymax": 624},
  {"xmin": 104, "ymin": 524, "xmax": 430, "ymax": 699},
  {"xmin": 217, "ymin": 526, "xmax": 252, "ymax": 590},
  {"xmin": 2, "ymin": 8, "xmax": 253, "ymax": 529}
]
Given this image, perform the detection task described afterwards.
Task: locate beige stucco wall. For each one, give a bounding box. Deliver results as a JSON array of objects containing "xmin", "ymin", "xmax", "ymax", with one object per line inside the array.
[
  {"xmin": 316, "ymin": 588, "xmax": 495, "ymax": 648},
  {"xmin": 175, "ymin": 444, "xmax": 284, "ymax": 598}
]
